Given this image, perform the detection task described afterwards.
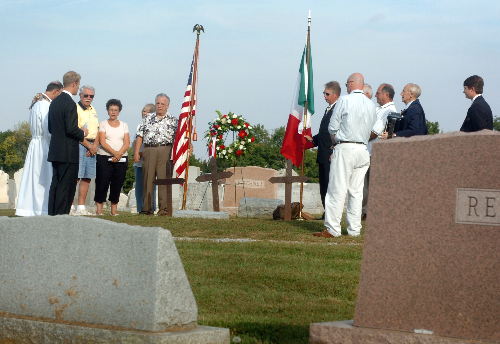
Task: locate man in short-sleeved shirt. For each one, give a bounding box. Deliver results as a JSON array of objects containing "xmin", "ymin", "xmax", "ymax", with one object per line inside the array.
[
  {"xmin": 134, "ymin": 94, "xmax": 178, "ymax": 216},
  {"xmin": 74, "ymin": 85, "xmax": 99, "ymax": 215}
]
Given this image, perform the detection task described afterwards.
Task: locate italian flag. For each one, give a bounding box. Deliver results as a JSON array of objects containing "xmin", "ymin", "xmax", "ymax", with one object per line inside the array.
[{"xmin": 280, "ymin": 43, "xmax": 315, "ymax": 167}]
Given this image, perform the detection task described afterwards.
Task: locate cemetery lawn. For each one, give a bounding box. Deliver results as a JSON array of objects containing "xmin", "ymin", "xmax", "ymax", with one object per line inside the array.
[{"xmin": 1, "ymin": 210, "xmax": 364, "ymax": 344}]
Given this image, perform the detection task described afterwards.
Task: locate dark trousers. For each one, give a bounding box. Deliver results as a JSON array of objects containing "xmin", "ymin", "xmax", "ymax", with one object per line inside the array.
[
  {"xmin": 318, "ymin": 162, "xmax": 330, "ymax": 210},
  {"xmin": 94, "ymin": 154, "xmax": 128, "ymax": 204},
  {"xmin": 48, "ymin": 162, "xmax": 79, "ymax": 215}
]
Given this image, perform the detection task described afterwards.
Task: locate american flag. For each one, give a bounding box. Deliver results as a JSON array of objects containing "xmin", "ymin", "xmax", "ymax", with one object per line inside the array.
[{"xmin": 173, "ymin": 59, "xmax": 196, "ymax": 180}]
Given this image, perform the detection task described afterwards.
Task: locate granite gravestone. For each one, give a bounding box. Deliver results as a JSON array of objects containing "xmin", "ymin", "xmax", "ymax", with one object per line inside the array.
[
  {"xmin": 310, "ymin": 131, "xmax": 500, "ymax": 344},
  {"xmin": 0, "ymin": 216, "xmax": 229, "ymax": 343},
  {"xmin": 0, "ymin": 170, "xmax": 9, "ymax": 205},
  {"xmin": 222, "ymin": 166, "xmax": 277, "ymax": 215}
]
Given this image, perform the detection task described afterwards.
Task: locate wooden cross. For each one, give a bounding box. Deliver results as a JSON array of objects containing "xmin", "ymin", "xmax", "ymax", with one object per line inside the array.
[
  {"xmin": 195, "ymin": 157, "xmax": 233, "ymax": 212},
  {"xmin": 153, "ymin": 161, "xmax": 185, "ymax": 216},
  {"xmin": 269, "ymin": 159, "xmax": 309, "ymax": 220}
]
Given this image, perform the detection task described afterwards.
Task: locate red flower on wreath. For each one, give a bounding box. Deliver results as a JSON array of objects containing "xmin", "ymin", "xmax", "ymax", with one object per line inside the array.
[
  {"xmin": 236, "ymin": 150, "xmax": 242, "ymax": 156},
  {"xmin": 238, "ymin": 130, "xmax": 247, "ymax": 138},
  {"xmin": 251, "ymin": 136, "xmax": 255, "ymax": 142},
  {"xmin": 244, "ymin": 122, "xmax": 249, "ymax": 128},
  {"xmin": 218, "ymin": 134, "xmax": 223, "ymax": 139},
  {"xmin": 231, "ymin": 118, "xmax": 238, "ymax": 125},
  {"xmin": 220, "ymin": 144, "xmax": 225, "ymax": 150},
  {"xmin": 223, "ymin": 115, "xmax": 227, "ymax": 118}
]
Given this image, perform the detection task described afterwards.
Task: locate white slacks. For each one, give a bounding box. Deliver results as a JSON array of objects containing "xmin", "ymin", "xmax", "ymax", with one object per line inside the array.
[{"xmin": 324, "ymin": 143, "xmax": 370, "ymax": 237}]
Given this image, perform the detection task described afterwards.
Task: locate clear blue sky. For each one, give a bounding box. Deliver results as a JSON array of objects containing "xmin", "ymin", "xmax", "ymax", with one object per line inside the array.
[{"xmin": 1, "ymin": 0, "xmax": 498, "ymax": 159}]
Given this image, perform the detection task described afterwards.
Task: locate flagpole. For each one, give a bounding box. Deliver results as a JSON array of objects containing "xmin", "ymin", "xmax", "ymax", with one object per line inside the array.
[
  {"xmin": 299, "ymin": 12, "xmax": 311, "ymax": 220},
  {"xmin": 182, "ymin": 24, "xmax": 203, "ymax": 210}
]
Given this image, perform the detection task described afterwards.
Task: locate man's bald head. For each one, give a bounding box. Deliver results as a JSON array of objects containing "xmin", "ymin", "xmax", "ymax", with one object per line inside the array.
[{"xmin": 346, "ymin": 73, "xmax": 364, "ymax": 93}]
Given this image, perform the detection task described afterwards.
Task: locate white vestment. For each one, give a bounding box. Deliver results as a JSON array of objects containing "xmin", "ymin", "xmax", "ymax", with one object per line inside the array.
[{"xmin": 15, "ymin": 96, "xmax": 53, "ymax": 216}]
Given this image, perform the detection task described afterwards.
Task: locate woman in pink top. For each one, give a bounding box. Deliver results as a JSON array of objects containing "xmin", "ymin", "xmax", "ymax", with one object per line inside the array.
[{"xmin": 94, "ymin": 99, "xmax": 130, "ymax": 215}]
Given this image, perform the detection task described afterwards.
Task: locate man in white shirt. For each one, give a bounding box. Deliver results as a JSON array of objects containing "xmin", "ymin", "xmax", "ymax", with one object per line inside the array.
[
  {"xmin": 314, "ymin": 73, "xmax": 376, "ymax": 238},
  {"xmin": 363, "ymin": 84, "xmax": 373, "ymax": 99},
  {"xmin": 362, "ymin": 84, "xmax": 397, "ymax": 219}
]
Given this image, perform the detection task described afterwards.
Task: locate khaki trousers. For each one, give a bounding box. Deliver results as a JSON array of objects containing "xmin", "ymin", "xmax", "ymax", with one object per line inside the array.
[{"xmin": 141, "ymin": 145, "xmax": 172, "ymax": 214}]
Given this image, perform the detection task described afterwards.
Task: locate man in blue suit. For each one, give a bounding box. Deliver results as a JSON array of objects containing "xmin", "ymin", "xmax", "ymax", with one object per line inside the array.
[
  {"xmin": 380, "ymin": 83, "xmax": 428, "ymax": 139},
  {"xmin": 460, "ymin": 75, "xmax": 493, "ymax": 132}
]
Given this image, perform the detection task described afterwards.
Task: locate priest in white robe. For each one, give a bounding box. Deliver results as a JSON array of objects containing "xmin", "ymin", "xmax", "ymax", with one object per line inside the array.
[{"xmin": 15, "ymin": 81, "xmax": 63, "ymax": 216}]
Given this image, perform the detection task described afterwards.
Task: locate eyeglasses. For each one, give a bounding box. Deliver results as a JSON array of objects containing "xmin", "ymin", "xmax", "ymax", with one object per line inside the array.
[
  {"xmin": 345, "ymin": 81, "xmax": 353, "ymax": 87},
  {"xmin": 83, "ymin": 94, "xmax": 94, "ymax": 99},
  {"xmin": 323, "ymin": 92, "xmax": 331, "ymax": 96}
]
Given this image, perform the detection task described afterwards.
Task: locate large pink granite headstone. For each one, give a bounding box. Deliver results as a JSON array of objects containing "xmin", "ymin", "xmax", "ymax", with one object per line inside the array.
[
  {"xmin": 221, "ymin": 166, "xmax": 277, "ymax": 214},
  {"xmin": 351, "ymin": 130, "xmax": 500, "ymax": 343}
]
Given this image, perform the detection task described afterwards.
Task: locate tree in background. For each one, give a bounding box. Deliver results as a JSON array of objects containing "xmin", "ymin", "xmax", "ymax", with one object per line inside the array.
[
  {"xmin": 493, "ymin": 116, "xmax": 500, "ymax": 131},
  {"xmin": 0, "ymin": 121, "xmax": 31, "ymax": 177},
  {"xmin": 191, "ymin": 124, "xmax": 319, "ymax": 183},
  {"xmin": 426, "ymin": 120, "xmax": 442, "ymax": 135}
]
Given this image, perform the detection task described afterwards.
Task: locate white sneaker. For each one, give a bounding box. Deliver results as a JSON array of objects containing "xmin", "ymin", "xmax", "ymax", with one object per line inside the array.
[
  {"xmin": 69, "ymin": 208, "xmax": 77, "ymax": 216},
  {"xmin": 75, "ymin": 209, "xmax": 95, "ymax": 216}
]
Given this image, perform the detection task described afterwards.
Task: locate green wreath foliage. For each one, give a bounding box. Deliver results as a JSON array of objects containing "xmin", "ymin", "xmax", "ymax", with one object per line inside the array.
[{"xmin": 205, "ymin": 110, "xmax": 255, "ymax": 161}]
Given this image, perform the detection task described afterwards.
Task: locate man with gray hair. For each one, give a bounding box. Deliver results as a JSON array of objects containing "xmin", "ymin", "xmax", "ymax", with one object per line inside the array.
[
  {"xmin": 73, "ymin": 85, "xmax": 99, "ymax": 215},
  {"xmin": 380, "ymin": 83, "xmax": 428, "ymax": 138},
  {"xmin": 363, "ymin": 84, "xmax": 373, "ymax": 99},
  {"xmin": 304, "ymin": 81, "xmax": 341, "ymax": 219},
  {"xmin": 362, "ymin": 83, "xmax": 397, "ymax": 220},
  {"xmin": 134, "ymin": 94, "xmax": 178, "ymax": 216},
  {"xmin": 314, "ymin": 73, "xmax": 376, "ymax": 238}
]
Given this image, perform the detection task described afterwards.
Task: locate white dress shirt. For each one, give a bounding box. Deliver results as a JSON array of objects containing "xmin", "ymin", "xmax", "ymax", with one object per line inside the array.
[
  {"xmin": 328, "ymin": 90, "xmax": 377, "ymax": 145},
  {"xmin": 367, "ymin": 101, "xmax": 397, "ymax": 155}
]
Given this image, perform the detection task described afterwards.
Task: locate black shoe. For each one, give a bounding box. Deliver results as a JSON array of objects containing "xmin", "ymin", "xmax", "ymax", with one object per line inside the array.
[{"xmin": 316, "ymin": 213, "xmax": 325, "ymax": 220}]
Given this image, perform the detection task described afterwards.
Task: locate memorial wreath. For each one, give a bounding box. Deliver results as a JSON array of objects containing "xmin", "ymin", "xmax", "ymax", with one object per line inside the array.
[{"xmin": 205, "ymin": 110, "xmax": 255, "ymax": 161}]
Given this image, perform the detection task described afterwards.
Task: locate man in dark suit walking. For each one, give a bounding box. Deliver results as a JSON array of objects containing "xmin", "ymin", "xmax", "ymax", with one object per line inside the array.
[
  {"xmin": 304, "ymin": 81, "xmax": 341, "ymax": 219},
  {"xmin": 460, "ymin": 75, "xmax": 493, "ymax": 132},
  {"xmin": 47, "ymin": 71, "xmax": 96, "ymax": 215}
]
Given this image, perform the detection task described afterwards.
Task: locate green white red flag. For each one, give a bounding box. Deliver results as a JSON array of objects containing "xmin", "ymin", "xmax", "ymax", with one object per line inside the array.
[{"xmin": 280, "ymin": 42, "xmax": 315, "ymax": 167}]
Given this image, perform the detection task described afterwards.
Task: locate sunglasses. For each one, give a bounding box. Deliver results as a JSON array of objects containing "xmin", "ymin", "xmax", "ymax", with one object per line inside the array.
[
  {"xmin": 323, "ymin": 92, "xmax": 331, "ymax": 96},
  {"xmin": 83, "ymin": 94, "xmax": 94, "ymax": 99}
]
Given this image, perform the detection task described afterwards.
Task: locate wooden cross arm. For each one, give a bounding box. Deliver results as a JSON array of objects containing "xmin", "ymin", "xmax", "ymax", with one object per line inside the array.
[
  {"xmin": 196, "ymin": 171, "xmax": 233, "ymax": 183},
  {"xmin": 269, "ymin": 176, "xmax": 309, "ymax": 184},
  {"xmin": 154, "ymin": 178, "xmax": 185, "ymax": 185}
]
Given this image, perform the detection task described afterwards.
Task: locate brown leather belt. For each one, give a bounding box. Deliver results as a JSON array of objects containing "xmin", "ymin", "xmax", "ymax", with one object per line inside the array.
[
  {"xmin": 337, "ymin": 141, "xmax": 365, "ymax": 145},
  {"xmin": 144, "ymin": 143, "xmax": 172, "ymax": 147}
]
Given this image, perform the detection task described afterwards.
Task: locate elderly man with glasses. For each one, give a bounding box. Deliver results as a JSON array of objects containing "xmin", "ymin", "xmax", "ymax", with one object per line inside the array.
[
  {"xmin": 134, "ymin": 94, "xmax": 178, "ymax": 216},
  {"xmin": 73, "ymin": 85, "xmax": 99, "ymax": 215},
  {"xmin": 304, "ymin": 81, "xmax": 341, "ymax": 220}
]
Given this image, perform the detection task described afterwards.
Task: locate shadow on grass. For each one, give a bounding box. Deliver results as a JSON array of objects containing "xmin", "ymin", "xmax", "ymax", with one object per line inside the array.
[{"xmin": 224, "ymin": 322, "xmax": 309, "ymax": 344}]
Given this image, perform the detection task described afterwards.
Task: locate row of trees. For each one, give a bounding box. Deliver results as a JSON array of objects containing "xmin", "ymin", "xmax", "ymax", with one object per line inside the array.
[{"xmin": 0, "ymin": 118, "xmax": 477, "ymax": 192}]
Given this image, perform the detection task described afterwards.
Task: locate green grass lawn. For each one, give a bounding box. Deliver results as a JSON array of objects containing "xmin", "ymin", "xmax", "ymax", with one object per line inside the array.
[{"xmin": 1, "ymin": 210, "xmax": 364, "ymax": 344}]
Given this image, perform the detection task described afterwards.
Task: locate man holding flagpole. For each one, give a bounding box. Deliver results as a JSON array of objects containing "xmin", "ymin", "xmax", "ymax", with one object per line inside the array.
[{"xmin": 314, "ymin": 73, "xmax": 376, "ymax": 238}]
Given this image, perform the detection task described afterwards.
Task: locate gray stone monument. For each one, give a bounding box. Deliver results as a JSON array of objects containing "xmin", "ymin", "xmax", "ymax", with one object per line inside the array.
[{"xmin": 0, "ymin": 216, "xmax": 229, "ymax": 343}]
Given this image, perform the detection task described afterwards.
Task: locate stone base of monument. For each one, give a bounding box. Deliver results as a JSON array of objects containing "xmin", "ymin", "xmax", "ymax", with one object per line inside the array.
[
  {"xmin": 238, "ymin": 197, "xmax": 283, "ymax": 218},
  {"xmin": 310, "ymin": 320, "xmax": 495, "ymax": 344},
  {"xmin": 0, "ymin": 316, "xmax": 229, "ymax": 344},
  {"xmin": 0, "ymin": 216, "xmax": 229, "ymax": 344},
  {"xmin": 173, "ymin": 210, "xmax": 229, "ymax": 219}
]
